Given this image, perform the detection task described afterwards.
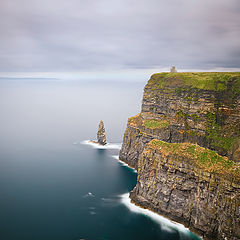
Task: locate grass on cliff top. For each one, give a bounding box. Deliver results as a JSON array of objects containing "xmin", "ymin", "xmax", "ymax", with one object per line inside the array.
[
  {"xmin": 128, "ymin": 114, "xmax": 142, "ymax": 127},
  {"xmin": 147, "ymin": 72, "xmax": 240, "ymax": 93},
  {"xmin": 148, "ymin": 139, "xmax": 240, "ymax": 179},
  {"xmin": 128, "ymin": 114, "xmax": 170, "ymax": 130},
  {"xmin": 143, "ymin": 119, "xmax": 170, "ymax": 129}
]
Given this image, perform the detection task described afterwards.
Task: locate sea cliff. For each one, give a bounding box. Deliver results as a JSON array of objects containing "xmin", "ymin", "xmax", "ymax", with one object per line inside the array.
[{"xmin": 119, "ymin": 72, "xmax": 240, "ymax": 240}]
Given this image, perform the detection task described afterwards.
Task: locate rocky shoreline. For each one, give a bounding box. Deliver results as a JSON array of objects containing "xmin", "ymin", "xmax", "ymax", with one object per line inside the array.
[{"xmin": 120, "ymin": 72, "xmax": 240, "ymax": 240}]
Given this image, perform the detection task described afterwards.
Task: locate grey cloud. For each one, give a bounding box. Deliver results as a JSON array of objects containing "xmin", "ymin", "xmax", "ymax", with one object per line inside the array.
[{"xmin": 0, "ymin": 0, "xmax": 239, "ymax": 71}]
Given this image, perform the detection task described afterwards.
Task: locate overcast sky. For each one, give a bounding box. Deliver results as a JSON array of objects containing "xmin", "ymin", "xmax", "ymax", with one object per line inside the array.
[{"xmin": 0, "ymin": 0, "xmax": 240, "ymax": 73}]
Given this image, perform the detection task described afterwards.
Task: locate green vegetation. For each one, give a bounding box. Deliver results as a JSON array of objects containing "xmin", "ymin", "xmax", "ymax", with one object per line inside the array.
[
  {"xmin": 191, "ymin": 114, "xmax": 200, "ymax": 122},
  {"xmin": 128, "ymin": 114, "xmax": 170, "ymax": 130},
  {"xmin": 147, "ymin": 72, "xmax": 240, "ymax": 94},
  {"xmin": 128, "ymin": 114, "xmax": 142, "ymax": 127},
  {"xmin": 205, "ymin": 112, "xmax": 237, "ymax": 152},
  {"xmin": 176, "ymin": 111, "xmax": 200, "ymax": 123},
  {"xmin": 148, "ymin": 139, "xmax": 239, "ymax": 179},
  {"xmin": 143, "ymin": 119, "xmax": 170, "ymax": 129},
  {"xmin": 176, "ymin": 110, "xmax": 189, "ymax": 119}
]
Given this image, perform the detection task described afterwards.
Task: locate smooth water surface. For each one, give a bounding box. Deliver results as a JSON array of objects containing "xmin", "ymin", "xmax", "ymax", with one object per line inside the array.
[{"xmin": 0, "ymin": 79, "xmax": 200, "ymax": 240}]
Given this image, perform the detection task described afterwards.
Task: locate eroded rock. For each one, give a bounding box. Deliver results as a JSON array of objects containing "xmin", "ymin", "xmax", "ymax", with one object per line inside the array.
[
  {"xmin": 97, "ymin": 120, "xmax": 107, "ymax": 145},
  {"xmin": 119, "ymin": 72, "xmax": 240, "ymax": 240}
]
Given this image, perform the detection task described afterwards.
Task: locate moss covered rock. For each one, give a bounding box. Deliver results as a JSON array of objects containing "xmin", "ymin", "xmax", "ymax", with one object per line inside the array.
[{"xmin": 97, "ymin": 120, "xmax": 107, "ymax": 145}]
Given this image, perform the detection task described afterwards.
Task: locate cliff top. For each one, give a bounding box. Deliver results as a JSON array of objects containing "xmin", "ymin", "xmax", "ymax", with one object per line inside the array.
[
  {"xmin": 147, "ymin": 72, "xmax": 240, "ymax": 94},
  {"xmin": 148, "ymin": 139, "xmax": 240, "ymax": 181}
]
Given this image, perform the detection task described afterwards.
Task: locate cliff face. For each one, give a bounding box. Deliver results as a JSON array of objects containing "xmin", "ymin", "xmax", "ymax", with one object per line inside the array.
[
  {"xmin": 131, "ymin": 140, "xmax": 240, "ymax": 240},
  {"xmin": 119, "ymin": 72, "xmax": 240, "ymax": 240}
]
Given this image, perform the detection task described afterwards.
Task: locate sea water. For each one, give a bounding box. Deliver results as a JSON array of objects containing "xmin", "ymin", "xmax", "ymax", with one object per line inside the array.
[{"xmin": 0, "ymin": 79, "xmax": 201, "ymax": 240}]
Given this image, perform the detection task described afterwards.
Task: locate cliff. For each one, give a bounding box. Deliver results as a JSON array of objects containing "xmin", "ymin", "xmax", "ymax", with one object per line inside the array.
[{"xmin": 119, "ymin": 72, "xmax": 240, "ymax": 240}]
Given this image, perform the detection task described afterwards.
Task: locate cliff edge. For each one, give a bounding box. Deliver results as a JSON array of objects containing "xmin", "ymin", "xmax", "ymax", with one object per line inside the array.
[{"xmin": 119, "ymin": 72, "xmax": 240, "ymax": 240}]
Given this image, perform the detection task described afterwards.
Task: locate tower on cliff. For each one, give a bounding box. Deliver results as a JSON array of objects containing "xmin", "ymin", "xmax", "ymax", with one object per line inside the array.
[
  {"xmin": 97, "ymin": 120, "xmax": 107, "ymax": 145},
  {"xmin": 170, "ymin": 66, "xmax": 177, "ymax": 73}
]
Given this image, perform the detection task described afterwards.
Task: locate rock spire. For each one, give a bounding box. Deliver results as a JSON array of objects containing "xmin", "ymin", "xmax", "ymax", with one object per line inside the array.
[{"xmin": 97, "ymin": 120, "xmax": 107, "ymax": 145}]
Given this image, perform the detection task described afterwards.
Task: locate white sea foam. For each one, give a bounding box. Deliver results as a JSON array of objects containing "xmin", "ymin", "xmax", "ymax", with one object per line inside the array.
[
  {"xmin": 89, "ymin": 211, "xmax": 97, "ymax": 215},
  {"xmin": 112, "ymin": 155, "xmax": 137, "ymax": 173},
  {"xmin": 88, "ymin": 207, "xmax": 96, "ymax": 210},
  {"xmin": 101, "ymin": 197, "xmax": 119, "ymax": 208},
  {"xmin": 81, "ymin": 140, "xmax": 122, "ymax": 150},
  {"xmin": 83, "ymin": 192, "xmax": 95, "ymax": 198},
  {"xmin": 120, "ymin": 193, "xmax": 202, "ymax": 238}
]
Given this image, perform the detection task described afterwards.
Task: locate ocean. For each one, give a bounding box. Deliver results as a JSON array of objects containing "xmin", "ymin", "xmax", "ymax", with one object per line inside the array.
[{"xmin": 0, "ymin": 79, "xmax": 200, "ymax": 240}]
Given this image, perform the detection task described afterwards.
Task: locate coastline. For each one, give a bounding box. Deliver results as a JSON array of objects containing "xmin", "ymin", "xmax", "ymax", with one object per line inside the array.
[
  {"xmin": 114, "ymin": 155, "xmax": 202, "ymax": 239},
  {"xmin": 120, "ymin": 192, "xmax": 202, "ymax": 239},
  {"xmin": 82, "ymin": 140, "xmax": 202, "ymax": 239},
  {"xmin": 112, "ymin": 155, "xmax": 137, "ymax": 173}
]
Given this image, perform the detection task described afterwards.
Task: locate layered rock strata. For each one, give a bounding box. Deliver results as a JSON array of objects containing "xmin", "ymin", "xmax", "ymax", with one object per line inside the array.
[
  {"xmin": 131, "ymin": 140, "xmax": 240, "ymax": 240},
  {"xmin": 97, "ymin": 120, "xmax": 107, "ymax": 145},
  {"xmin": 119, "ymin": 72, "xmax": 240, "ymax": 240}
]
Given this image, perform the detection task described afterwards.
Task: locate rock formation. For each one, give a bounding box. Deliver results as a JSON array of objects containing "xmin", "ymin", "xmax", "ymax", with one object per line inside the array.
[
  {"xmin": 119, "ymin": 72, "xmax": 240, "ymax": 240},
  {"xmin": 97, "ymin": 120, "xmax": 107, "ymax": 145}
]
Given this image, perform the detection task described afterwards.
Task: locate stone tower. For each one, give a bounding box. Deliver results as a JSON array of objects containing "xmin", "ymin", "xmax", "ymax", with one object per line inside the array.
[{"xmin": 170, "ymin": 66, "xmax": 177, "ymax": 73}]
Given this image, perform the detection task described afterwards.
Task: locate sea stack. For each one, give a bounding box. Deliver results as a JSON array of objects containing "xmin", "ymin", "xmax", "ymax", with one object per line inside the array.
[{"xmin": 97, "ymin": 120, "xmax": 107, "ymax": 145}]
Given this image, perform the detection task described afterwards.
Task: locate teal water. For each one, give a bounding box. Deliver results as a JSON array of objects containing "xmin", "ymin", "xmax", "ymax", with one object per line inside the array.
[{"xmin": 0, "ymin": 79, "xmax": 201, "ymax": 240}]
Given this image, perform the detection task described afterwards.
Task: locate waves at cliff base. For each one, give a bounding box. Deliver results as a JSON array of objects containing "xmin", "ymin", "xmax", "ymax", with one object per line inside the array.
[
  {"xmin": 120, "ymin": 193, "xmax": 202, "ymax": 239},
  {"xmin": 112, "ymin": 155, "xmax": 137, "ymax": 173}
]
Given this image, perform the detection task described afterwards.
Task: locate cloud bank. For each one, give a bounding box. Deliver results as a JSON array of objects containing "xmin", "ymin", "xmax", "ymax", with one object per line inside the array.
[{"xmin": 0, "ymin": 0, "xmax": 239, "ymax": 72}]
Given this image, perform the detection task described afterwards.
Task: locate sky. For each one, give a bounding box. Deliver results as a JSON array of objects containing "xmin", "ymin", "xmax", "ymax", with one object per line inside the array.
[{"xmin": 0, "ymin": 0, "xmax": 240, "ymax": 74}]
